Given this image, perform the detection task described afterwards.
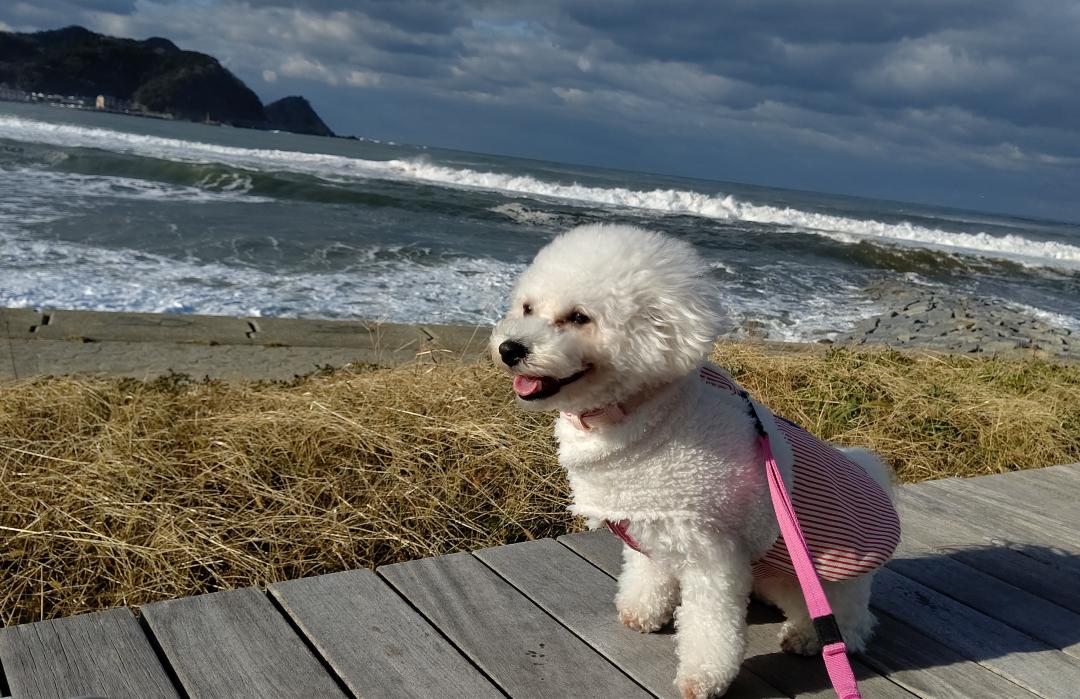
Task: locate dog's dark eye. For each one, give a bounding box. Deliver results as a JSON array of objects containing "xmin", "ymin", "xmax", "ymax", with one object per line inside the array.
[
  {"xmin": 568, "ymin": 311, "xmax": 590, "ymax": 325},
  {"xmin": 522, "ymin": 303, "xmax": 533, "ymax": 316}
]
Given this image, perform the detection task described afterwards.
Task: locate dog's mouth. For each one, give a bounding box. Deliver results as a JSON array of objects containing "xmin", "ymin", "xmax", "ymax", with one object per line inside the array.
[{"xmin": 513, "ymin": 365, "xmax": 592, "ymax": 401}]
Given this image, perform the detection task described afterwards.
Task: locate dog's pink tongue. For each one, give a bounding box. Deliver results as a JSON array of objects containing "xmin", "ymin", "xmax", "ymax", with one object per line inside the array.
[{"xmin": 513, "ymin": 374, "xmax": 544, "ymax": 397}]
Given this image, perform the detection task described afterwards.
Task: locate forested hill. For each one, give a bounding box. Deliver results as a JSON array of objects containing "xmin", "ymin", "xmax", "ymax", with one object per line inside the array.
[{"xmin": 0, "ymin": 26, "xmax": 335, "ymax": 136}]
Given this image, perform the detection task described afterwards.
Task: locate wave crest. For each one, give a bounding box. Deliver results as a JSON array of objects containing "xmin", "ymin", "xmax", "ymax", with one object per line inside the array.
[{"xmin": 3, "ymin": 113, "xmax": 1079, "ymax": 270}]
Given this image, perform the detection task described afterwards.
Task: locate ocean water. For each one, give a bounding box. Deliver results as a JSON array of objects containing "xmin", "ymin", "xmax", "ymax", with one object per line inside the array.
[{"xmin": 2, "ymin": 101, "xmax": 1078, "ymax": 341}]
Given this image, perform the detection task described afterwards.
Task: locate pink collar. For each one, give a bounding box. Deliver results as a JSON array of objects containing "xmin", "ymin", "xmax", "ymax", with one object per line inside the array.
[
  {"xmin": 560, "ymin": 386, "xmax": 662, "ymax": 431},
  {"xmin": 562, "ymin": 403, "xmax": 627, "ymax": 431}
]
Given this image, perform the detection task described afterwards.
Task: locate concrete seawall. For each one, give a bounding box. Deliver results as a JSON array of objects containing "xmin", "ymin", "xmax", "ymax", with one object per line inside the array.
[
  {"xmin": 0, "ymin": 308, "xmax": 491, "ymax": 380},
  {"xmin": 3, "ymin": 293, "xmax": 1076, "ymax": 381}
]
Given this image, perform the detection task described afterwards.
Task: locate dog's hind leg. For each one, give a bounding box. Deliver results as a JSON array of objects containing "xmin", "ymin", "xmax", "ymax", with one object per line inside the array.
[
  {"xmin": 755, "ymin": 573, "xmax": 878, "ymax": 655},
  {"xmin": 616, "ymin": 546, "xmax": 679, "ymax": 633},
  {"xmin": 827, "ymin": 573, "xmax": 878, "ymax": 652}
]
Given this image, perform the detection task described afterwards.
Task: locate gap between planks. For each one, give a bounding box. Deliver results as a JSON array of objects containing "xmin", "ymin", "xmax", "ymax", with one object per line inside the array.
[
  {"xmin": 378, "ymin": 551, "xmax": 651, "ymax": 699},
  {"xmin": 555, "ymin": 532, "xmax": 916, "ymax": 699}
]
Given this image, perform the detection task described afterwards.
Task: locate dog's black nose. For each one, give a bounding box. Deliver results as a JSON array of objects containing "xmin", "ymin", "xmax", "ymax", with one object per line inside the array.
[{"xmin": 498, "ymin": 340, "xmax": 529, "ymax": 367}]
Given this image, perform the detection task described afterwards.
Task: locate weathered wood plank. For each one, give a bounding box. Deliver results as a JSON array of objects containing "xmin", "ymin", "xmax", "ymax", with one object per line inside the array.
[
  {"xmin": 558, "ymin": 529, "xmax": 625, "ymax": 576},
  {"xmin": 269, "ymin": 569, "xmax": 501, "ymax": 699},
  {"xmin": 1008, "ymin": 462, "xmax": 1080, "ymax": 484},
  {"xmin": 946, "ymin": 545, "xmax": 1080, "ymax": 614},
  {"xmin": 861, "ymin": 612, "xmax": 1038, "ymax": 698},
  {"xmin": 873, "ymin": 566, "xmax": 1080, "ymax": 697},
  {"xmin": 886, "ymin": 552, "xmax": 1080, "ymax": 658},
  {"xmin": 914, "ymin": 478, "xmax": 1079, "ymax": 556},
  {"xmin": 142, "ymin": 587, "xmax": 347, "ymax": 699},
  {"xmin": 901, "ymin": 484, "xmax": 1080, "ymax": 577},
  {"xmin": 379, "ymin": 551, "xmax": 650, "ymax": 699},
  {"xmin": 895, "ymin": 492, "xmax": 1080, "ymax": 612},
  {"xmin": 0, "ymin": 608, "xmax": 179, "ymax": 699},
  {"xmin": 946, "ymin": 471, "xmax": 1080, "ymax": 527},
  {"xmin": 739, "ymin": 607, "xmax": 914, "ymax": 699},
  {"xmin": 477, "ymin": 538, "xmax": 785, "ymax": 698},
  {"xmin": 861, "ymin": 500, "xmax": 1061, "ymax": 696},
  {"xmin": 559, "ymin": 530, "xmax": 914, "ymax": 698}
]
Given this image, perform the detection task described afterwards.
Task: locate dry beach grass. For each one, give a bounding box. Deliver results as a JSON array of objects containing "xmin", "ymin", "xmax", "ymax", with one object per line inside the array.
[{"xmin": 2, "ymin": 342, "xmax": 1079, "ymax": 625}]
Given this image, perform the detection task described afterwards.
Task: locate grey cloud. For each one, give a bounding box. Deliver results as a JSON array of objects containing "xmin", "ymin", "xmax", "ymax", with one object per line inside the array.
[{"xmin": 1, "ymin": 0, "xmax": 1077, "ymax": 218}]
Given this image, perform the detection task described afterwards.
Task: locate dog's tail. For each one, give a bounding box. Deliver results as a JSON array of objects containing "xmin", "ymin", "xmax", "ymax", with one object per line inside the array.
[{"xmin": 839, "ymin": 447, "xmax": 896, "ymax": 502}]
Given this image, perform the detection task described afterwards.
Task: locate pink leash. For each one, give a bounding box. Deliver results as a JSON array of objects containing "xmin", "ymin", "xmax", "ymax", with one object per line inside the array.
[
  {"xmin": 760, "ymin": 433, "xmax": 862, "ymax": 699},
  {"xmin": 608, "ymin": 436, "xmax": 863, "ymax": 698},
  {"xmin": 596, "ymin": 378, "xmax": 863, "ymax": 698}
]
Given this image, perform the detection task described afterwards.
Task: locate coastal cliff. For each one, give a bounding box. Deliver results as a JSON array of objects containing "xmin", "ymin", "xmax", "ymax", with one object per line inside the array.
[
  {"xmin": 0, "ymin": 25, "xmax": 334, "ymax": 136},
  {"xmin": 265, "ymin": 96, "xmax": 335, "ymax": 137}
]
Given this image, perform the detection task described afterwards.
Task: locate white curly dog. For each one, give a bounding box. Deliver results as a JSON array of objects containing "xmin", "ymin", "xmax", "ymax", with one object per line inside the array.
[{"xmin": 491, "ymin": 224, "xmax": 899, "ymax": 699}]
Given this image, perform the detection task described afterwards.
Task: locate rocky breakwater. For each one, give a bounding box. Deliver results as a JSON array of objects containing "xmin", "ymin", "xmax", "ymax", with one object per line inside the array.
[{"xmin": 838, "ymin": 281, "xmax": 1076, "ymax": 361}]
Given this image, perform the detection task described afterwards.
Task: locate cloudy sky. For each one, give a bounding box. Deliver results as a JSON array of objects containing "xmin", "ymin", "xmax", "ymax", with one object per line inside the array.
[{"xmin": 3, "ymin": 1, "xmax": 1079, "ymax": 221}]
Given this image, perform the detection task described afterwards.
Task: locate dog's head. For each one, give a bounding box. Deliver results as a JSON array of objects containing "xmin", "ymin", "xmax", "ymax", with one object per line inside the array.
[{"xmin": 490, "ymin": 224, "xmax": 720, "ymax": 414}]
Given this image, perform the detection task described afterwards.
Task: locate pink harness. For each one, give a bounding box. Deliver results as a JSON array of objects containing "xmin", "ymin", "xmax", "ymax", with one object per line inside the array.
[{"xmin": 572, "ymin": 368, "xmax": 894, "ymax": 699}]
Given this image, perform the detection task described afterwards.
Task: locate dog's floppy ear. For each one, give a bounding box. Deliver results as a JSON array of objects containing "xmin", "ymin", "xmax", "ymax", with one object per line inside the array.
[{"xmin": 642, "ymin": 296, "xmax": 721, "ymax": 376}]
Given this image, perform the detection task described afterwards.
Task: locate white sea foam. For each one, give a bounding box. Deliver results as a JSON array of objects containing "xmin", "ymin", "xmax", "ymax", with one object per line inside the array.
[
  {"xmin": 0, "ymin": 225, "xmax": 880, "ymax": 342},
  {"xmin": 0, "ymin": 228, "xmax": 522, "ymax": 324},
  {"xmin": 489, "ymin": 202, "xmax": 565, "ymax": 226},
  {"xmin": 1006, "ymin": 302, "xmax": 1080, "ymax": 333},
  {"xmin": 0, "ymin": 114, "xmax": 392, "ymax": 178},
  {"xmin": 4, "ymin": 114, "xmax": 1079, "ymax": 271},
  {"xmin": 0, "ymin": 167, "xmax": 270, "ymax": 205},
  {"xmin": 709, "ymin": 261, "xmax": 738, "ymax": 276}
]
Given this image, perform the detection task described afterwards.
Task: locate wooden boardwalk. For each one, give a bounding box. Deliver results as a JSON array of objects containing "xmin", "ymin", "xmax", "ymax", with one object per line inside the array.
[{"xmin": 1, "ymin": 463, "xmax": 1077, "ymax": 699}]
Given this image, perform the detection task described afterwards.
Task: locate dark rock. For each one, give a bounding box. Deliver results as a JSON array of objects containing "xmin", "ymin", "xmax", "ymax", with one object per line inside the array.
[
  {"xmin": 134, "ymin": 58, "xmax": 265, "ymax": 125},
  {"xmin": 0, "ymin": 25, "xmax": 266, "ymax": 125},
  {"xmin": 264, "ymin": 96, "xmax": 335, "ymax": 137},
  {"xmin": 925, "ymin": 308, "xmax": 954, "ymax": 323},
  {"xmin": 1, "ymin": 25, "xmax": 330, "ymax": 136},
  {"xmin": 834, "ymin": 279, "xmax": 1078, "ymax": 361}
]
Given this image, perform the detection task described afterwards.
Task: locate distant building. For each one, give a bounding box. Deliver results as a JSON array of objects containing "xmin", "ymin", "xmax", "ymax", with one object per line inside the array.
[{"xmin": 91, "ymin": 94, "xmax": 133, "ymax": 112}]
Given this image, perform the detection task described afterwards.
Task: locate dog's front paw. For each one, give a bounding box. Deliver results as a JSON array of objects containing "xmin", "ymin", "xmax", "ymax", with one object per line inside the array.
[
  {"xmin": 779, "ymin": 620, "xmax": 820, "ymax": 656},
  {"xmin": 615, "ymin": 563, "xmax": 678, "ymax": 633},
  {"xmin": 677, "ymin": 676, "xmax": 708, "ymax": 699},
  {"xmin": 618, "ymin": 605, "xmax": 670, "ymax": 633},
  {"xmin": 675, "ymin": 668, "xmax": 733, "ymax": 699}
]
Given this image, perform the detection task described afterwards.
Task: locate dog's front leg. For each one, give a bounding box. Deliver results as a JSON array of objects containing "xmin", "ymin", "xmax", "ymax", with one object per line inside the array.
[
  {"xmin": 616, "ymin": 546, "xmax": 679, "ymax": 632},
  {"xmin": 673, "ymin": 549, "xmax": 753, "ymax": 699}
]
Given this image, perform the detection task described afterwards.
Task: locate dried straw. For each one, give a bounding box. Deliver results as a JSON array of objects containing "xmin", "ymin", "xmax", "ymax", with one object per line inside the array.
[{"xmin": 1, "ymin": 344, "xmax": 1077, "ymax": 625}]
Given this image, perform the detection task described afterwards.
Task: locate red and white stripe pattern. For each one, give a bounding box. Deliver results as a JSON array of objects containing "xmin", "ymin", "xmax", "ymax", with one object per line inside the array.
[{"xmin": 700, "ymin": 367, "xmax": 900, "ymax": 582}]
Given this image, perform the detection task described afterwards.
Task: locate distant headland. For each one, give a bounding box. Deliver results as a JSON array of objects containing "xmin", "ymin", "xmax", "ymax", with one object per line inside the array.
[{"xmin": 0, "ymin": 25, "xmax": 336, "ymax": 137}]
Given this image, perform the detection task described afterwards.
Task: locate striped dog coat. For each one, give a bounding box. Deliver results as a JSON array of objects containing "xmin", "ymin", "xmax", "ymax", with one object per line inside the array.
[{"xmin": 605, "ymin": 366, "xmax": 900, "ymax": 582}]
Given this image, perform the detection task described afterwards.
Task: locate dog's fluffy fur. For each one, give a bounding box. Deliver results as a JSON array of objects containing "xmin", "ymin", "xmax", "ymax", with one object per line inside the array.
[{"xmin": 491, "ymin": 224, "xmax": 894, "ymax": 699}]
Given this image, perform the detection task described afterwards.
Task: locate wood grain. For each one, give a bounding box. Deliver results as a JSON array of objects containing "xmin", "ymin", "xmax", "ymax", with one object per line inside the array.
[
  {"xmin": 558, "ymin": 530, "xmax": 915, "ymax": 698},
  {"xmin": 478, "ymin": 538, "xmax": 786, "ymax": 698},
  {"xmin": 887, "ymin": 552, "xmax": 1080, "ymax": 658},
  {"xmin": 873, "ymin": 567, "xmax": 1080, "ymax": 698},
  {"xmin": 270, "ymin": 569, "xmax": 501, "ymax": 699},
  {"xmin": 380, "ymin": 551, "xmax": 650, "ymax": 698},
  {"xmin": 860, "ymin": 612, "xmax": 1038, "ymax": 699},
  {"xmin": 0, "ymin": 608, "xmax": 179, "ymax": 699},
  {"xmin": 895, "ymin": 492, "xmax": 1080, "ymax": 613},
  {"xmin": 142, "ymin": 587, "xmax": 347, "ymax": 699}
]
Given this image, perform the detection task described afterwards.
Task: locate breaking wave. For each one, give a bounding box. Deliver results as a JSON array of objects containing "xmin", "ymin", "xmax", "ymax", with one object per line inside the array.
[
  {"xmin": 3, "ymin": 113, "xmax": 1079, "ymax": 271},
  {"xmin": 397, "ymin": 161, "xmax": 1080, "ymax": 270}
]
